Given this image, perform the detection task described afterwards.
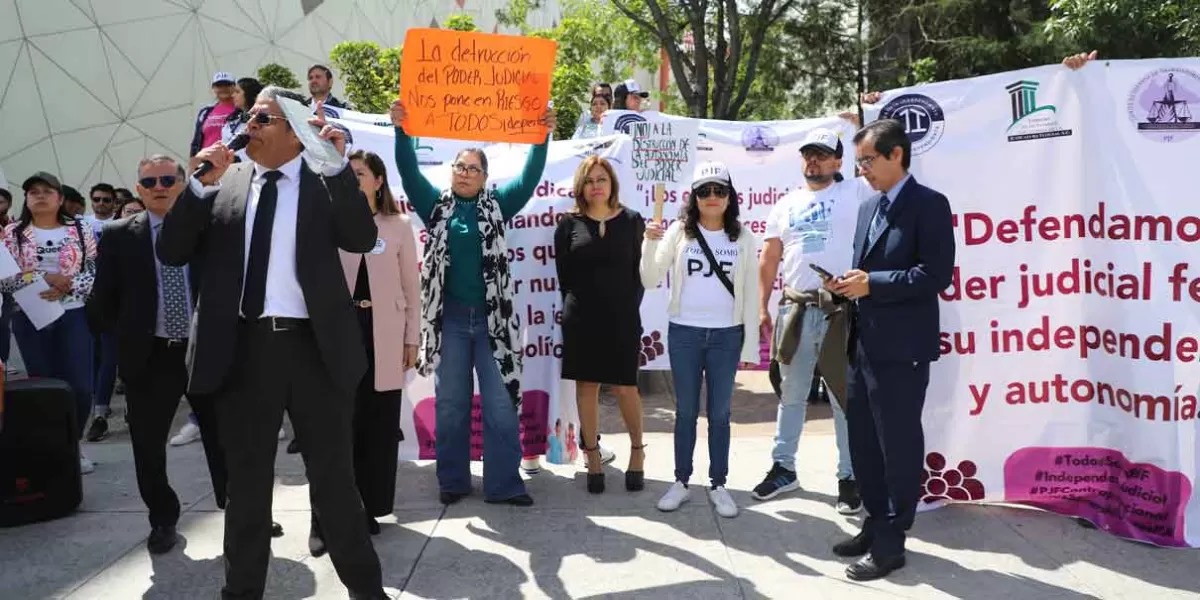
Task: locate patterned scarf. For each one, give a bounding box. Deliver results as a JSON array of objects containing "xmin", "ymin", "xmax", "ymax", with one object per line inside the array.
[{"xmin": 417, "ymin": 188, "xmax": 523, "ymax": 407}]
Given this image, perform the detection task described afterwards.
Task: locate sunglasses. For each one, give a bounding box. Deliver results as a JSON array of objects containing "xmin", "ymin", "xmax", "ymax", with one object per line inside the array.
[
  {"xmin": 138, "ymin": 176, "xmax": 178, "ymax": 189},
  {"xmin": 247, "ymin": 112, "xmax": 288, "ymax": 126},
  {"xmin": 694, "ymin": 184, "xmax": 729, "ymax": 199}
]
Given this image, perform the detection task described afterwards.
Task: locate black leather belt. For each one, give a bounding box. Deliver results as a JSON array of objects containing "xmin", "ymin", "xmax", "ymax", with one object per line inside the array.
[
  {"xmin": 240, "ymin": 316, "xmax": 311, "ymax": 331},
  {"xmin": 154, "ymin": 337, "xmax": 188, "ymax": 348}
]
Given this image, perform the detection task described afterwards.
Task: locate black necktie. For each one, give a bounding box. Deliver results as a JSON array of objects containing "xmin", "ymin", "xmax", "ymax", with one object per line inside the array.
[{"xmin": 242, "ymin": 170, "xmax": 283, "ymax": 319}]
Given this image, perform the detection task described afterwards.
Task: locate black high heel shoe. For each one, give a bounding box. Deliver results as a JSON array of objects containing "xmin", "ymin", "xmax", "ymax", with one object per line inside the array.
[
  {"xmin": 580, "ymin": 435, "xmax": 605, "ymax": 494},
  {"xmin": 626, "ymin": 443, "xmax": 647, "ymax": 492}
]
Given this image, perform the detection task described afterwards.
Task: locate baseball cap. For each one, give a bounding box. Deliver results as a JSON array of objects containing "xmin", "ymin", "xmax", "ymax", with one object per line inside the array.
[
  {"xmin": 211, "ymin": 71, "xmax": 235, "ymax": 85},
  {"xmin": 800, "ymin": 128, "xmax": 844, "ymax": 158},
  {"xmin": 615, "ymin": 79, "xmax": 650, "ymax": 99},
  {"xmin": 22, "ymin": 171, "xmax": 62, "ymax": 193},
  {"xmin": 692, "ymin": 161, "xmax": 732, "ymax": 188}
]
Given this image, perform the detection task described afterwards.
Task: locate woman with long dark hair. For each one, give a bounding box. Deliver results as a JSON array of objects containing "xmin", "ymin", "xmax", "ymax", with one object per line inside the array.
[
  {"xmin": 641, "ymin": 161, "xmax": 760, "ymax": 518},
  {"xmin": 1, "ymin": 172, "xmax": 99, "ymax": 473},
  {"xmin": 554, "ymin": 155, "xmax": 647, "ymax": 494},
  {"xmin": 572, "ymin": 94, "xmax": 611, "ymax": 140},
  {"xmin": 307, "ymin": 149, "xmax": 420, "ymax": 555},
  {"xmin": 389, "ymin": 99, "xmax": 555, "ymax": 507}
]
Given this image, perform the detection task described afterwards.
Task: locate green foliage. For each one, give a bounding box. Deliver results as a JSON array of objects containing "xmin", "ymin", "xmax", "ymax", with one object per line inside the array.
[
  {"xmin": 328, "ymin": 41, "xmax": 402, "ymax": 114},
  {"xmin": 498, "ymin": 0, "xmax": 660, "ymax": 139},
  {"xmin": 445, "ymin": 13, "xmax": 479, "ymax": 32},
  {"xmin": 256, "ymin": 63, "xmax": 301, "ymax": 89},
  {"xmin": 1045, "ymin": 0, "xmax": 1200, "ymax": 58}
]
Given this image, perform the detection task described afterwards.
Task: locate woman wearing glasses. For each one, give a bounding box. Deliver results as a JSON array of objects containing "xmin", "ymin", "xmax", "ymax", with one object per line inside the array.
[
  {"xmin": 554, "ymin": 156, "xmax": 647, "ymax": 494},
  {"xmin": 640, "ymin": 162, "xmax": 760, "ymax": 518},
  {"xmin": 389, "ymin": 100, "xmax": 555, "ymax": 507}
]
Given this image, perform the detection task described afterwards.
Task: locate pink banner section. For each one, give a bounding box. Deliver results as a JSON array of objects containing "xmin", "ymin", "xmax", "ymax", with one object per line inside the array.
[
  {"xmin": 1004, "ymin": 446, "xmax": 1192, "ymax": 547},
  {"xmin": 412, "ymin": 390, "xmax": 550, "ymax": 460}
]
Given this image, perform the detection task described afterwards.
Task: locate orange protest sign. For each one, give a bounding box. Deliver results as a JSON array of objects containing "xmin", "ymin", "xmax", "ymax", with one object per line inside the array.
[{"xmin": 400, "ymin": 28, "xmax": 557, "ymax": 144}]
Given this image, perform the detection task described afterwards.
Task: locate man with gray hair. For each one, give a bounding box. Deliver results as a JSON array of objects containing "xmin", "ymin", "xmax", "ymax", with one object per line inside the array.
[{"xmin": 87, "ymin": 155, "xmax": 226, "ymax": 554}]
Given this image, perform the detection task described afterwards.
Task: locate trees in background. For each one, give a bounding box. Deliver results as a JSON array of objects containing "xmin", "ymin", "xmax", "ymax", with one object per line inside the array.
[{"xmin": 256, "ymin": 63, "xmax": 302, "ymax": 89}]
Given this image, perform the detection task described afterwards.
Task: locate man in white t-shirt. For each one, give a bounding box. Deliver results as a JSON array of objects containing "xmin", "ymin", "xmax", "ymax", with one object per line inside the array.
[{"xmin": 753, "ymin": 127, "xmax": 874, "ymax": 513}]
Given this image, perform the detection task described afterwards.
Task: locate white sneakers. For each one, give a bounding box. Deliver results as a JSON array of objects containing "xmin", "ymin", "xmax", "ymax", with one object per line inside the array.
[
  {"xmin": 656, "ymin": 482, "xmax": 739, "ymax": 518},
  {"xmin": 521, "ymin": 457, "xmax": 542, "ymax": 475},
  {"xmin": 657, "ymin": 481, "xmax": 691, "ymax": 511},
  {"xmin": 169, "ymin": 422, "xmax": 201, "ymax": 446},
  {"xmin": 708, "ymin": 486, "xmax": 739, "ymax": 518},
  {"xmin": 79, "ymin": 451, "xmax": 95, "ymax": 475}
]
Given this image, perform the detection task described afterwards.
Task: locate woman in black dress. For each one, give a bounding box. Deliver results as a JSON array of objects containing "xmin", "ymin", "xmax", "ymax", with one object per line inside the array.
[{"xmin": 555, "ymin": 155, "xmax": 646, "ymax": 494}]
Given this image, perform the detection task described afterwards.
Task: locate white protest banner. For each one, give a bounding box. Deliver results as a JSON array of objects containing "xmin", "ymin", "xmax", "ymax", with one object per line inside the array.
[
  {"xmin": 869, "ymin": 58, "xmax": 1200, "ymax": 548},
  {"xmin": 334, "ymin": 58, "xmax": 1200, "ymax": 548},
  {"xmin": 627, "ymin": 119, "xmax": 700, "ymax": 216}
]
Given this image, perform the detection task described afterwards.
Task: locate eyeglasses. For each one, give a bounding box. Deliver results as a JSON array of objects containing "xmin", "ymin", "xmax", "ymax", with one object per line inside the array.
[
  {"xmin": 856, "ymin": 154, "xmax": 881, "ymax": 169},
  {"xmin": 452, "ymin": 163, "xmax": 484, "ymax": 176},
  {"xmin": 138, "ymin": 176, "xmax": 178, "ymax": 189},
  {"xmin": 248, "ymin": 112, "xmax": 288, "ymax": 126},
  {"xmin": 694, "ymin": 184, "xmax": 729, "ymax": 199},
  {"xmin": 91, "ymin": 196, "xmax": 114, "ymax": 204}
]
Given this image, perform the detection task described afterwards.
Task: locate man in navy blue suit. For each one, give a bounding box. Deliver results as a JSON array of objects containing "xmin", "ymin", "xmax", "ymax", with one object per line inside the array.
[{"xmin": 827, "ymin": 118, "xmax": 955, "ymax": 581}]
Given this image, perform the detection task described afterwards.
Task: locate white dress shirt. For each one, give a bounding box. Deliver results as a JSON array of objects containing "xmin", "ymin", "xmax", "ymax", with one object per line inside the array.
[{"xmin": 187, "ymin": 152, "xmax": 349, "ymax": 320}]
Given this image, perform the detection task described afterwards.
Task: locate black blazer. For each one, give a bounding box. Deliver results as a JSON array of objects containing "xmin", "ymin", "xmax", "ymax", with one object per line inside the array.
[
  {"xmin": 86, "ymin": 212, "xmax": 202, "ymax": 382},
  {"xmin": 849, "ymin": 176, "xmax": 956, "ymax": 363},
  {"xmin": 156, "ymin": 160, "xmax": 378, "ymax": 396}
]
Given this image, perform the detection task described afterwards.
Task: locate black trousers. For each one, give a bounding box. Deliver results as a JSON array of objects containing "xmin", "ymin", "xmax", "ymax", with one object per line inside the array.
[
  {"xmin": 124, "ymin": 339, "xmax": 225, "ymax": 527},
  {"xmin": 216, "ymin": 320, "xmax": 382, "ymax": 600},
  {"xmin": 846, "ymin": 340, "xmax": 930, "ymax": 559},
  {"xmin": 310, "ymin": 307, "xmax": 403, "ymax": 521}
]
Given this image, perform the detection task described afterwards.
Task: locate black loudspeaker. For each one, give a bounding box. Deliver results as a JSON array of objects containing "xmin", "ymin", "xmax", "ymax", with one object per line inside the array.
[{"xmin": 0, "ymin": 377, "xmax": 82, "ymax": 527}]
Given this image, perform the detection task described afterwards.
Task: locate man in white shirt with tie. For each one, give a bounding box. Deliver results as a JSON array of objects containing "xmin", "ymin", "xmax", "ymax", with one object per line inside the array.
[{"xmin": 158, "ymin": 88, "xmax": 384, "ymax": 600}]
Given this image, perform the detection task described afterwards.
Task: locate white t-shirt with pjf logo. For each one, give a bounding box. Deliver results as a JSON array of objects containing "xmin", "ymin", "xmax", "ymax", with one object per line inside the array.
[
  {"xmin": 764, "ymin": 177, "xmax": 874, "ymax": 292},
  {"xmin": 674, "ymin": 226, "xmax": 739, "ymax": 329},
  {"xmin": 32, "ymin": 225, "xmax": 83, "ymax": 310}
]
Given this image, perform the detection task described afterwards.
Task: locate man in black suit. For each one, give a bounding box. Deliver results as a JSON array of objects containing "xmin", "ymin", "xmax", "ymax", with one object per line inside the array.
[
  {"xmin": 828, "ymin": 118, "xmax": 955, "ymax": 581},
  {"xmin": 157, "ymin": 87, "xmax": 384, "ymax": 600},
  {"xmin": 87, "ymin": 155, "xmax": 228, "ymax": 554}
]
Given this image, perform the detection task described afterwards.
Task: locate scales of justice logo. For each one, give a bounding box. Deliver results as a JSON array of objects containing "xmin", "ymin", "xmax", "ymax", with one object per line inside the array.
[{"xmin": 1127, "ymin": 68, "xmax": 1200, "ymax": 143}]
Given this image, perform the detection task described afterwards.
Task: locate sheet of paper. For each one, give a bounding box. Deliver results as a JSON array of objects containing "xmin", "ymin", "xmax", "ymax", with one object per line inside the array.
[
  {"xmin": 0, "ymin": 244, "xmax": 19, "ymax": 280},
  {"xmin": 277, "ymin": 96, "xmax": 344, "ymax": 171},
  {"xmin": 13, "ymin": 277, "xmax": 65, "ymax": 330}
]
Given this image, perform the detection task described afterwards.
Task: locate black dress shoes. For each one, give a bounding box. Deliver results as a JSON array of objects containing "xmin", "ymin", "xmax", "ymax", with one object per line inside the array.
[
  {"xmin": 846, "ymin": 554, "xmax": 906, "ymax": 581},
  {"xmin": 832, "ymin": 530, "xmax": 873, "ymax": 557},
  {"xmin": 366, "ymin": 515, "xmax": 381, "ymax": 535},
  {"xmin": 271, "ymin": 521, "xmax": 284, "ymax": 537},
  {"xmin": 147, "ymin": 525, "xmax": 179, "ymax": 555}
]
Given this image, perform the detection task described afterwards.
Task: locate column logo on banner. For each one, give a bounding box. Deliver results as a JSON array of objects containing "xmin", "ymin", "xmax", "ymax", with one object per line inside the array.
[
  {"xmin": 879, "ymin": 93, "xmax": 946, "ymax": 154},
  {"xmin": 1004, "ymin": 80, "xmax": 1074, "ymax": 142},
  {"xmin": 1126, "ymin": 67, "xmax": 1200, "ymax": 143}
]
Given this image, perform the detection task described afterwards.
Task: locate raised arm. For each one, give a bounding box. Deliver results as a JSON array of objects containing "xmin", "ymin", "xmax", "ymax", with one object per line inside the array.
[
  {"xmin": 322, "ymin": 165, "xmax": 377, "ymax": 253},
  {"xmin": 497, "ymin": 139, "xmax": 549, "ymax": 220},
  {"xmin": 640, "ymin": 220, "xmax": 680, "ymax": 289},
  {"xmin": 389, "ymin": 101, "xmax": 441, "ymax": 223},
  {"xmin": 159, "ymin": 179, "xmax": 216, "ymax": 267}
]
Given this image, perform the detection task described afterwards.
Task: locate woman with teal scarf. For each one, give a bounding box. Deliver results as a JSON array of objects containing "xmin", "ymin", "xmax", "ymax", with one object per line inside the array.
[{"xmin": 390, "ymin": 100, "xmax": 555, "ymax": 506}]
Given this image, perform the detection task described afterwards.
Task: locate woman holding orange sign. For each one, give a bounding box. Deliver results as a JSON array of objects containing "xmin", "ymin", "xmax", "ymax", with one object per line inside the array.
[{"xmin": 389, "ymin": 99, "xmax": 555, "ymax": 507}]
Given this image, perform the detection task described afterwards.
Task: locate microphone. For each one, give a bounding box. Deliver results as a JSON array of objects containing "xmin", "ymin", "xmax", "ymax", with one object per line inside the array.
[{"xmin": 193, "ymin": 132, "xmax": 250, "ymax": 179}]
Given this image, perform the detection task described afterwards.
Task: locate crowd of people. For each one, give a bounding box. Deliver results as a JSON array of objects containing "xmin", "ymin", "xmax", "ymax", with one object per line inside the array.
[{"xmin": 0, "ymin": 50, "xmax": 1096, "ymax": 597}]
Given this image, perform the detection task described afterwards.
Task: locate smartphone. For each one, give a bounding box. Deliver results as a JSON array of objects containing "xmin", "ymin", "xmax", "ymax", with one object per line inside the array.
[{"xmin": 809, "ymin": 263, "xmax": 835, "ymax": 281}]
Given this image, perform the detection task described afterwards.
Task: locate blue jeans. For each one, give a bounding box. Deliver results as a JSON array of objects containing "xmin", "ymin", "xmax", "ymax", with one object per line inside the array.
[
  {"xmin": 434, "ymin": 300, "xmax": 526, "ymax": 501},
  {"xmin": 668, "ymin": 323, "xmax": 743, "ymax": 488},
  {"xmin": 13, "ymin": 307, "xmax": 95, "ymax": 438},
  {"xmin": 93, "ymin": 331, "xmax": 118, "ymax": 412},
  {"xmin": 771, "ymin": 303, "xmax": 853, "ymax": 479}
]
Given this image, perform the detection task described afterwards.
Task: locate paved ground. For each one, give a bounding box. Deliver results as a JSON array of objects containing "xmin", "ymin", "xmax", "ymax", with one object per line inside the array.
[{"xmin": 1, "ymin": 371, "xmax": 1197, "ymax": 599}]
